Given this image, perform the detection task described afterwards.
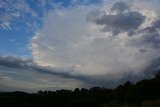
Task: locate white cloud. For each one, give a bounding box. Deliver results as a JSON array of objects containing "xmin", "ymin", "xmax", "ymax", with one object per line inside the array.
[{"xmin": 30, "ymin": 0, "xmax": 160, "ymax": 86}]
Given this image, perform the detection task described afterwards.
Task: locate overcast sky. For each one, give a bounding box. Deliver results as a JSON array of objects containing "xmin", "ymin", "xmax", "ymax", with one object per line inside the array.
[{"xmin": 0, "ymin": 0, "xmax": 160, "ymax": 92}]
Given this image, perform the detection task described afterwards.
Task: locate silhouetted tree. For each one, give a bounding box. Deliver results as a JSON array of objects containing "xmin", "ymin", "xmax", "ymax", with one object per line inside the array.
[{"xmin": 0, "ymin": 70, "xmax": 160, "ymax": 107}]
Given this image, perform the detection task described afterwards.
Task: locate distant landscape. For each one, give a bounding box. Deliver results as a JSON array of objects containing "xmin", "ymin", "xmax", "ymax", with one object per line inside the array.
[{"xmin": 0, "ymin": 72, "xmax": 160, "ymax": 107}]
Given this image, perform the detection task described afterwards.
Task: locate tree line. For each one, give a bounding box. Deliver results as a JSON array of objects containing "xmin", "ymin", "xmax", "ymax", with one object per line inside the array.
[{"xmin": 0, "ymin": 72, "xmax": 160, "ymax": 107}]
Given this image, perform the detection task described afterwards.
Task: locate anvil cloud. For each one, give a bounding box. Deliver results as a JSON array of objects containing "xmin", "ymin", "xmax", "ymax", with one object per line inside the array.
[{"xmin": 31, "ymin": 0, "xmax": 160, "ymax": 85}]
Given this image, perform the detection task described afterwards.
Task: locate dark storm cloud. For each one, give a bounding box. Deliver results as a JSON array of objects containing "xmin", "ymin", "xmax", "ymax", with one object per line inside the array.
[
  {"xmin": 0, "ymin": 56, "xmax": 86, "ymax": 83},
  {"xmin": 32, "ymin": 66, "xmax": 78, "ymax": 79},
  {"xmin": 0, "ymin": 56, "xmax": 87, "ymax": 91},
  {"xmin": 87, "ymin": 1, "xmax": 145, "ymax": 35},
  {"xmin": 0, "ymin": 55, "xmax": 160, "ymax": 89},
  {"xmin": 0, "ymin": 56, "xmax": 33, "ymax": 69},
  {"xmin": 32, "ymin": 66, "xmax": 149, "ymax": 88},
  {"xmin": 94, "ymin": 11, "xmax": 145, "ymax": 35},
  {"xmin": 0, "ymin": 56, "xmax": 74, "ymax": 78},
  {"xmin": 111, "ymin": 1, "xmax": 129, "ymax": 12},
  {"xmin": 0, "ymin": 56, "xmax": 64, "ymax": 77},
  {"xmin": 0, "ymin": 56, "xmax": 147, "ymax": 88}
]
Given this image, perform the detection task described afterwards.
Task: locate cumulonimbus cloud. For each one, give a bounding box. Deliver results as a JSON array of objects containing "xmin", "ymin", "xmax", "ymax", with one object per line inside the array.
[{"xmin": 31, "ymin": 0, "xmax": 160, "ymax": 85}]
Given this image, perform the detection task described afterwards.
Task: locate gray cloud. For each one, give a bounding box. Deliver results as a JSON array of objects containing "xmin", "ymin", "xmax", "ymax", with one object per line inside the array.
[
  {"xmin": 132, "ymin": 19, "xmax": 160, "ymax": 48},
  {"xmin": 0, "ymin": 56, "xmax": 76, "ymax": 79},
  {"xmin": 111, "ymin": 1, "xmax": 129, "ymax": 12},
  {"xmin": 142, "ymin": 19, "xmax": 160, "ymax": 33},
  {"xmin": 143, "ymin": 31, "xmax": 160, "ymax": 48},
  {"xmin": 95, "ymin": 11, "xmax": 145, "ymax": 34},
  {"xmin": 0, "ymin": 56, "xmax": 86, "ymax": 91},
  {"xmin": 87, "ymin": 1, "xmax": 146, "ymax": 35},
  {"xmin": 0, "ymin": 55, "xmax": 154, "ymax": 89},
  {"xmin": 152, "ymin": 19, "xmax": 160, "ymax": 29},
  {"xmin": 0, "ymin": 56, "xmax": 34, "ymax": 69}
]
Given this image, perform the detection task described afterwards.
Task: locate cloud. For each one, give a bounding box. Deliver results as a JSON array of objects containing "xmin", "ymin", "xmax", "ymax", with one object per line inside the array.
[
  {"xmin": 0, "ymin": 56, "xmax": 33, "ymax": 69},
  {"xmin": 111, "ymin": 1, "xmax": 129, "ymax": 12},
  {"xmin": 151, "ymin": 19, "xmax": 160, "ymax": 30},
  {"xmin": 30, "ymin": 0, "xmax": 160, "ymax": 89},
  {"xmin": 0, "ymin": 56, "xmax": 86, "ymax": 91},
  {"xmin": 1, "ymin": 0, "xmax": 160, "ymax": 91},
  {"xmin": 128, "ymin": 18, "xmax": 160, "ymax": 49},
  {"xmin": 87, "ymin": 1, "xmax": 146, "ymax": 35},
  {"xmin": 93, "ymin": 11, "xmax": 145, "ymax": 35},
  {"xmin": 0, "ymin": 56, "xmax": 150, "ymax": 89},
  {"xmin": 0, "ymin": 56, "xmax": 82, "ymax": 80}
]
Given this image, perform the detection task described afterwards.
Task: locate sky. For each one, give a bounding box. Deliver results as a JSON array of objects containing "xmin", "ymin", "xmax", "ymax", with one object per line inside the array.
[{"xmin": 0, "ymin": 0, "xmax": 160, "ymax": 92}]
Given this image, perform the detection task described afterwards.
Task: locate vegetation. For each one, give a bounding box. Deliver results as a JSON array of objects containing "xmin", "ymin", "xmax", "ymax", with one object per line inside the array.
[{"xmin": 0, "ymin": 73, "xmax": 160, "ymax": 107}]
